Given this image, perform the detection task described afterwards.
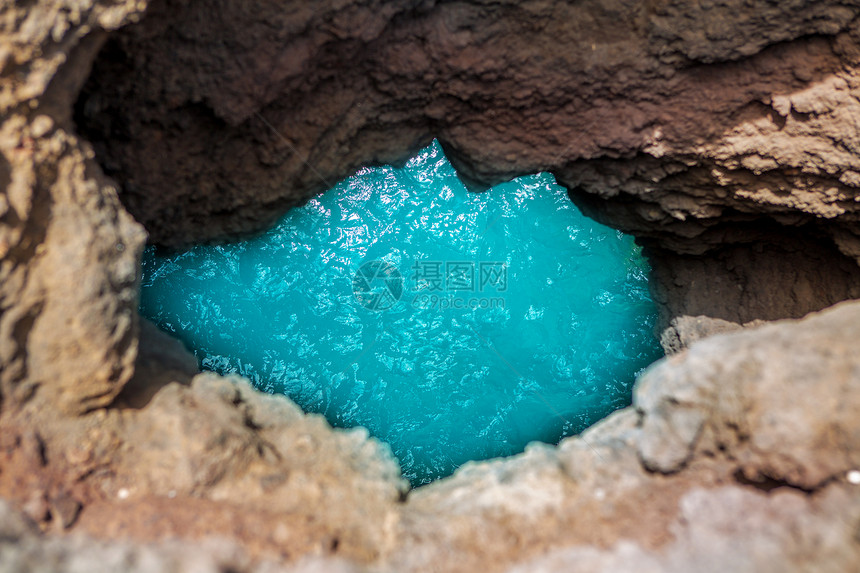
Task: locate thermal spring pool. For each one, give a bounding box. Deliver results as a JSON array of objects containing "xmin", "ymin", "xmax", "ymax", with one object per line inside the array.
[{"xmin": 139, "ymin": 140, "xmax": 663, "ymax": 487}]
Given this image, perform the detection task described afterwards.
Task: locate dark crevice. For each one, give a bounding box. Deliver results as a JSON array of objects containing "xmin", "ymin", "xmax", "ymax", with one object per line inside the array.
[
  {"xmin": 34, "ymin": 432, "xmax": 48, "ymax": 467},
  {"xmin": 732, "ymin": 469, "xmax": 816, "ymax": 494}
]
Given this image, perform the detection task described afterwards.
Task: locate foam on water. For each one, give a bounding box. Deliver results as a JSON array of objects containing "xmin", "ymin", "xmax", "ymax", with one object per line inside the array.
[{"xmin": 140, "ymin": 140, "xmax": 663, "ymax": 486}]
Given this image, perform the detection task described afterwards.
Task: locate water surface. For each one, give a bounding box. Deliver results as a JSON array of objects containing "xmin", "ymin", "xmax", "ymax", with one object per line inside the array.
[{"xmin": 140, "ymin": 141, "xmax": 662, "ymax": 486}]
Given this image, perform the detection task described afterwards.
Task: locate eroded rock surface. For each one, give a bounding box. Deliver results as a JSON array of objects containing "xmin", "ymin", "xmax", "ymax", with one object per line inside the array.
[
  {"xmin": 0, "ymin": 498, "xmax": 263, "ymax": 573},
  {"xmin": 506, "ymin": 485, "xmax": 860, "ymax": 573},
  {"xmin": 0, "ymin": 0, "xmax": 148, "ymax": 417},
  {"xmin": 77, "ymin": 0, "xmax": 860, "ymax": 248},
  {"xmin": 76, "ymin": 0, "xmax": 860, "ymax": 335},
  {"xmin": 384, "ymin": 302, "xmax": 860, "ymax": 572},
  {"xmin": 2, "ymin": 0, "xmax": 860, "ymax": 572}
]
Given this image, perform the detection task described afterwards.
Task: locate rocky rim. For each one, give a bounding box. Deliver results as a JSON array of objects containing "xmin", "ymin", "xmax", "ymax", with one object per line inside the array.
[{"xmin": 1, "ymin": 1, "xmax": 860, "ymax": 571}]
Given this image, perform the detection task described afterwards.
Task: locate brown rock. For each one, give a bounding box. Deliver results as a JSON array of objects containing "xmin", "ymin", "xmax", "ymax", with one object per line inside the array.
[
  {"xmin": 78, "ymin": 1, "xmax": 860, "ymax": 256},
  {"xmin": 637, "ymin": 301, "xmax": 860, "ymax": 488},
  {"xmin": 0, "ymin": 0, "xmax": 148, "ymax": 415},
  {"xmin": 384, "ymin": 301, "xmax": 860, "ymax": 571},
  {"xmin": 2, "ymin": 1, "xmax": 860, "ymax": 572},
  {"xmin": 75, "ymin": 0, "xmax": 860, "ymax": 345}
]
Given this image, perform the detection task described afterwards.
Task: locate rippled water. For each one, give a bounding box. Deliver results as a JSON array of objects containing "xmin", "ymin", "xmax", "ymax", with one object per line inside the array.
[{"xmin": 140, "ymin": 140, "xmax": 662, "ymax": 486}]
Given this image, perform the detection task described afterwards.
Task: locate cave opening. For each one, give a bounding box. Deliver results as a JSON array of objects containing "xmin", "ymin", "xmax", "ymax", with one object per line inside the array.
[{"xmin": 138, "ymin": 139, "xmax": 663, "ymax": 487}]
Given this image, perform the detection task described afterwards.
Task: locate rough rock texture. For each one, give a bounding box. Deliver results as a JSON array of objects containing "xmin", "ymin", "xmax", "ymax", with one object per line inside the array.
[
  {"xmin": 3, "ymin": 0, "xmax": 860, "ymax": 572},
  {"xmin": 383, "ymin": 302, "xmax": 860, "ymax": 572},
  {"xmin": 648, "ymin": 232, "xmax": 860, "ymax": 349},
  {"xmin": 1, "ymin": 2, "xmax": 403, "ymax": 566},
  {"xmin": 636, "ymin": 301, "xmax": 860, "ymax": 486},
  {"xmin": 505, "ymin": 486, "xmax": 860, "ymax": 573},
  {"xmin": 75, "ymin": 0, "xmax": 860, "ymax": 248},
  {"xmin": 0, "ymin": 498, "xmax": 256, "ymax": 573},
  {"xmin": 0, "ymin": 498, "xmax": 364, "ymax": 572},
  {"xmin": 76, "ymin": 0, "xmax": 860, "ymax": 333},
  {"xmin": 1, "ymin": 0, "xmax": 148, "ymax": 417},
  {"xmin": 0, "ymin": 371, "xmax": 406, "ymax": 565}
]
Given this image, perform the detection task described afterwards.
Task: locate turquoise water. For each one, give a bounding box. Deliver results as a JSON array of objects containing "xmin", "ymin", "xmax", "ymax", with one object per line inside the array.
[{"xmin": 140, "ymin": 141, "xmax": 662, "ymax": 487}]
